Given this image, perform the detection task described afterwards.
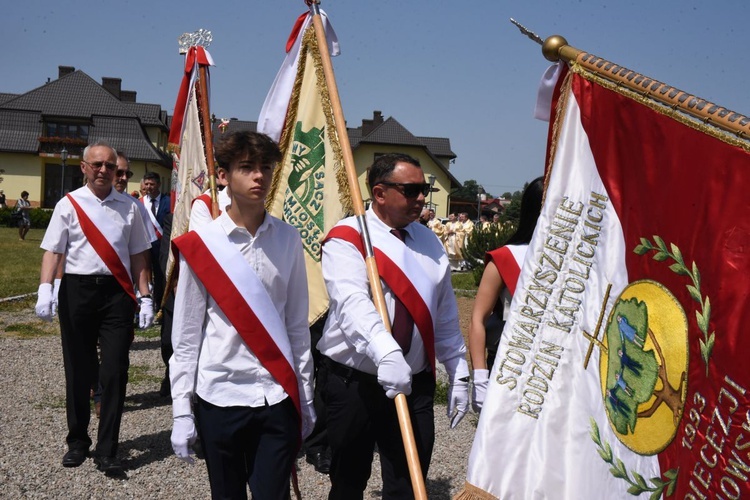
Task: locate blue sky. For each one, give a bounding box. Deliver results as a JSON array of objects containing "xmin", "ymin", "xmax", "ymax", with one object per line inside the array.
[{"xmin": 3, "ymin": 1, "xmax": 748, "ymax": 195}]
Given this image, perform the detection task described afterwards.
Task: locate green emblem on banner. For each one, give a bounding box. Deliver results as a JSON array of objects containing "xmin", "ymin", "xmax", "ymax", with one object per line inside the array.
[{"xmin": 282, "ymin": 122, "xmax": 326, "ymax": 261}]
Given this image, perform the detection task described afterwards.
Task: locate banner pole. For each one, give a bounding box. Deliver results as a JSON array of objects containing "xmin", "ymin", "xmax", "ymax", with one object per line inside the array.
[
  {"xmin": 540, "ymin": 34, "xmax": 750, "ymax": 139},
  {"xmin": 196, "ymin": 65, "xmax": 220, "ymax": 219},
  {"xmin": 307, "ymin": 2, "xmax": 428, "ymax": 498}
]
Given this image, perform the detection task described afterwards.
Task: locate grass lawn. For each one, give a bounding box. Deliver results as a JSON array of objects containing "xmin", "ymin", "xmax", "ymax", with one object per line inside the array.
[{"xmin": 0, "ymin": 227, "xmax": 47, "ymax": 298}]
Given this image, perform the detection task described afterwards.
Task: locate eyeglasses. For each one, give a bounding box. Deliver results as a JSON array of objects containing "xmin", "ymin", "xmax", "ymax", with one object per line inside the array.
[
  {"xmin": 376, "ymin": 182, "xmax": 431, "ymax": 198},
  {"xmin": 116, "ymin": 169, "xmax": 134, "ymax": 179},
  {"xmin": 83, "ymin": 160, "xmax": 117, "ymax": 171}
]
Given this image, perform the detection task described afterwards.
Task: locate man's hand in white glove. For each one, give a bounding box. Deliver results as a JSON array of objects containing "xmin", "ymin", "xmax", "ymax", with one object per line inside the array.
[
  {"xmin": 300, "ymin": 400, "xmax": 317, "ymax": 440},
  {"xmin": 51, "ymin": 278, "xmax": 61, "ymax": 317},
  {"xmin": 35, "ymin": 283, "xmax": 54, "ymax": 322},
  {"xmin": 138, "ymin": 296, "xmax": 154, "ymax": 329},
  {"xmin": 471, "ymin": 369, "xmax": 489, "ymax": 413},
  {"xmin": 377, "ymin": 350, "xmax": 412, "ymax": 399},
  {"xmin": 171, "ymin": 414, "xmax": 197, "ymax": 464},
  {"xmin": 447, "ymin": 376, "xmax": 470, "ymax": 428}
]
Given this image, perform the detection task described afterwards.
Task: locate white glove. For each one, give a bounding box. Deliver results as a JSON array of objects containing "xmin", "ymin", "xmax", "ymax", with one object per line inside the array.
[
  {"xmin": 171, "ymin": 415, "xmax": 198, "ymax": 464},
  {"xmin": 51, "ymin": 278, "xmax": 61, "ymax": 317},
  {"xmin": 471, "ymin": 369, "xmax": 489, "ymax": 413},
  {"xmin": 300, "ymin": 400, "xmax": 317, "ymax": 440},
  {"xmin": 138, "ymin": 297, "xmax": 154, "ymax": 329},
  {"xmin": 447, "ymin": 376, "xmax": 470, "ymax": 428},
  {"xmin": 377, "ymin": 350, "xmax": 412, "ymax": 399},
  {"xmin": 35, "ymin": 283, "xmax": 54, "ymax": 322}
]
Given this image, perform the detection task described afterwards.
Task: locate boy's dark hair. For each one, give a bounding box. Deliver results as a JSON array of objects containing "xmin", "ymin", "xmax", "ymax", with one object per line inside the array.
[
  {"xmin": 215, "ymin": 131, "xmax": 282, "ymax": 170},
  {"xmin": 366, "ymin": 153, "xmax": 421, "ymax": 191}
]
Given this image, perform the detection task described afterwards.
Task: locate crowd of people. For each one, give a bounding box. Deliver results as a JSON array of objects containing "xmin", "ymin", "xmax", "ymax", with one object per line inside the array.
[
  {"xmin": 419, "ymin": 207, "xmax": 509, "ymax": 272},
  {"xmin": 29, "ymin": 130, "xmax": 539, "ymax": 499}
]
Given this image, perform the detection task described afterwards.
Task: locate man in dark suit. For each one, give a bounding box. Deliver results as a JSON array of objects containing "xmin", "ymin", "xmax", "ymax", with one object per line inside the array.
[{"xmin": 142, "ymin": 172, "xmax": 170, "ymax": 312}]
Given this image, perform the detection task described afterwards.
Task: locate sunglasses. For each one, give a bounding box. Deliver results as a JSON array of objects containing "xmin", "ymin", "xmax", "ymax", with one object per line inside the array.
[
  {"xmin": 376, "ymin": 182, "xmax": 431, "ymax": 198},
  {"xmin": 83, "ymin": 160, "xmax": 117, "ymax": 171},
  {"xmin": 116, "ymin": 170, "xmax": 134, "ymax": 179}
]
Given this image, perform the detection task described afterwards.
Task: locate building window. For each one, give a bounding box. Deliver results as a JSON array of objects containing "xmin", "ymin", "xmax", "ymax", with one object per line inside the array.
[{"xmin": 44, "ymin": 122, "xmax": 89, "ymax": 140}]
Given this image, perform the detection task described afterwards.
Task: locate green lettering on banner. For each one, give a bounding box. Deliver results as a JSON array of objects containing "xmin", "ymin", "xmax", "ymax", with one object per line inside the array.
[{"xmin": 283, "ymin": 122, "xmax": 327, "ymax": 262}]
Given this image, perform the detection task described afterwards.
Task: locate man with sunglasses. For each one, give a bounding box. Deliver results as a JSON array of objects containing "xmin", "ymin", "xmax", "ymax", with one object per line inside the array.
[
  {"xmin": 115, "ymin": 153, "xmax": 157, "ymax": 243},
  {"xmin": 35, "ymin": 141, "xmax": 153, "ymax": 476},
  {"xmin": 318, "ymin": 153, "xmax": 470, "ymax": 499}
]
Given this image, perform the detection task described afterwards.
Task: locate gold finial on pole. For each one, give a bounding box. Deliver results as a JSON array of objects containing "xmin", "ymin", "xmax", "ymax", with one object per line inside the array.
[{"xmin": 506, "ymin": 21, "xmax": 750, "ymax": 140}]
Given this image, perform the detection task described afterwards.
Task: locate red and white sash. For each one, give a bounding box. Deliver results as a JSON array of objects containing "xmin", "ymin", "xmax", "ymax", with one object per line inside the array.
[
  {"xmin": 66, "ymin": 192, "xmax": 137, "ymax": 303},
  {"xmin": 141, "ymin": 196, "xmax": 163, "ymax": 239},
  {"xmin": 172, "ymin": 223, "xmax": 301, "ymax": 417},
  {"xmin": 324, "ymin": 221, "xmax": 437, "ymax": 374},
  {"xmin": 190, "ymin": 193, "xmax": 224, "ymax": 217},
  {"xmin": 485, "ymin": 244, "xmax": 528, "ymax": 295}
]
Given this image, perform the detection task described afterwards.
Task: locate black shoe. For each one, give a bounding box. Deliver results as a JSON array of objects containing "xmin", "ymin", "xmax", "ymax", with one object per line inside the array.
[
  {"xmin": 62, "ymin": 448, "xmax": 89, "ymax": 468},
  {"xmin": 159, "ymin": 377, "xmax": 171, "ymax": 397},
  {"xmin": 305, "ymin": 451, "xmax": 331, "ymax": 474},
  {"xmin": 94, "ymin": 455, "xmax": 124, "ymax": 476}
]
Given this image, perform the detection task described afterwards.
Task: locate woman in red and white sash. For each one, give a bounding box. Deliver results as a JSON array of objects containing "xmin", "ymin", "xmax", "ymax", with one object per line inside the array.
[{"xmin": 468, "ymin": 176, "xmax": 543, "ymax": 412}]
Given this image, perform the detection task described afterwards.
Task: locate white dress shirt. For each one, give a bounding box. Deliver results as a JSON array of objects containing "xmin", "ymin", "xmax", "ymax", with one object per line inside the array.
[
  {"xmin": 189, "ymin": 188, "xmax": 231, "ymax": 230},
  {"xmin": 132, "ymin": 194, "xmax": 158, "ymax": 243},
  {"xmin": 41, "ymin": 185, "xmax": 151, "ymax": 275},
  {"xmin": 170, "ymin": 211, "xmax": 313, "ymax": 418},
  {"xmin": 317, "ymin": 207, "xmax": 468, "ymax": 378}
]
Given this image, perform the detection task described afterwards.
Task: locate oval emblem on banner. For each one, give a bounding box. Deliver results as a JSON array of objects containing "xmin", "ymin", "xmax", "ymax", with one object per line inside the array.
[{"xmin": 600, "ymin": 279, "xmax": 689, "ymax": 455}]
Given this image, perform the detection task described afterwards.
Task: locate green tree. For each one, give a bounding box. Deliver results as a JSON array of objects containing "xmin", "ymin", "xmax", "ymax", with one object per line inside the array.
[
  {"xmin": 463, "ymin": 223, "xmax": 516, "ymax": 284},
  {"xmin": 452, "ymin": 179, "xmax": 493, "ymax": 201}
]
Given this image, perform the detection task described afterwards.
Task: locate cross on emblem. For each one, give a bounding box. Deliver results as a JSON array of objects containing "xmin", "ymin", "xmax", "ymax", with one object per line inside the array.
[{"xmin": 582, "ymin": 283, "xmax": 612, "ymax": 369}]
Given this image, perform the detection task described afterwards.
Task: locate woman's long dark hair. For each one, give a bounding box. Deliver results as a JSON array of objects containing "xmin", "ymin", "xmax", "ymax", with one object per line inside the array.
[{"xmin": 505, "ymin": 176, "xmax": 544, "ymax": 245}]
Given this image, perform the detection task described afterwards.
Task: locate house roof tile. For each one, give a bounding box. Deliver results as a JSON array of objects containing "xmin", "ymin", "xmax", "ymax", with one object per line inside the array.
[
  {"xmin": 1, "ymin": 71, "xmax": 137, "ymax": 119},
  {"xmin": 124, "ymin": 102, "xmax": 168, "ymax": 128},
  {"xmin": 91, "ymin": 116, "xmax": 169, "ymax": 163},
  {"xmin": 0, "ymin": 93, "xmax": 18, "ymax": 105},
  {"xmin": 0, "ymin": 110, "xmax": 42, "ymax": 152}
]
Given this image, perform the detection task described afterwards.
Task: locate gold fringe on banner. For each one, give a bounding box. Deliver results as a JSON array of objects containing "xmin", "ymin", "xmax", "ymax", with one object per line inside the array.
[
  {"xmin": 542, "ymin": 69, "xmax": 573, "ymax": 205},
  {"xmin": 453, "ymin": 480, "xmax": 500, "ymax": 500},
  {"xmin": 266, "ymin": 26, "xmax": 352, "ymax": 216},
  {"xmin": 306, "ymin": 27, "xmax": 353, "ymax": 216},
  {"xmin": 570, "ymin": 63, "xmax": 750, "ymax": 153},
  {"xmin": 541, "ymin": 36, "xmax": 750, "ymax": 151}
]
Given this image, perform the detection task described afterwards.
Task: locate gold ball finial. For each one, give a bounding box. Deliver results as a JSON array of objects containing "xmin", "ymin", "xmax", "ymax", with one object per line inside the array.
[{"xmin": 542, "ymin": 35, "xmax": 568, "ymax": 62}]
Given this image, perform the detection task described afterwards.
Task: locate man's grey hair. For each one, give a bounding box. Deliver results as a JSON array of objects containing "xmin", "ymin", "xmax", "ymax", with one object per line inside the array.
[{"xmin": 82, "ymin": 140, "xmax": 117, "ymax": 161}]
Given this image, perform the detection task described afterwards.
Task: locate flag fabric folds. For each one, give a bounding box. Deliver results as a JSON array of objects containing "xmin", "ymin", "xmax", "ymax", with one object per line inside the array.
[
  {"xmin": 166, "ymin": 47, "xmax": 212, "ymax": 282},
  {"xmin": 459, "ymin": 68, "xmax": 750, "ymax": 499},
  {"xmin": 258, "ymin": 11, "xmax": 350, "ymax": 325}
]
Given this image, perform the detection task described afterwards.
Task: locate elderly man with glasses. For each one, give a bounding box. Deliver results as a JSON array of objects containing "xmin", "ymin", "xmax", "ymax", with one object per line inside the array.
[
  {"xmin": 35, "ymin": 141, "xmax": 153, "ymax": 477},
  {"xmin": 318, "ymin": 153, "xmax": 470, "ymax": 499}
]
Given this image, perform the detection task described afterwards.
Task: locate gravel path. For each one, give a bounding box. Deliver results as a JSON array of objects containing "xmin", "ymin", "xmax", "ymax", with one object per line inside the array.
[{"xmin": 0, "ymin": 305, "xmax": 477, "ymax": 499}]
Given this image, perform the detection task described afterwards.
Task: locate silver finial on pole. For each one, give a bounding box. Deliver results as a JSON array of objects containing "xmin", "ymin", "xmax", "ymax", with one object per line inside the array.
[
  {"xmin": 178, "ymin": 29, "xmax": 213, "ymax": 54},
  {"xmin": 510, "ymin": 18, "xmax": 544, "ymax": 46}
]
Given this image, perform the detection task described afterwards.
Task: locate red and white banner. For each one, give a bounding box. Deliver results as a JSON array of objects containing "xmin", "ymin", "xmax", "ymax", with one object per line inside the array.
[
  {"xmin": 165, "ymin": 46, "xmax": 212, "ymax": 284},
  {"xmin": 460, "ymin": 71, "xmax": 750, "ymax": 499}
]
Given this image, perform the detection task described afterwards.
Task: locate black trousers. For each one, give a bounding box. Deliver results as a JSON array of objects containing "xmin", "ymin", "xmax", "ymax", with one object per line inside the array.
[
  {"xmin": 302, "ymin": 314, "xmax": 328, "ymax": 455},
  {"xmin": 150, "ymin": 243, "xmax": 164, "ymax": 312},
  {"xmin": 160, "ymin": 291, "xmax": 174, "ymax": 380},
  {"xmin": 195, "ymin": 396, "xmax": 298, "ymax": 500},
  {"xmin": 322, "ymin": 357, "xmax": 435, "ymax": 500},
  {"xmin": 59, "ymin": 274, "xmax": 134, "ymax": 457}
]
